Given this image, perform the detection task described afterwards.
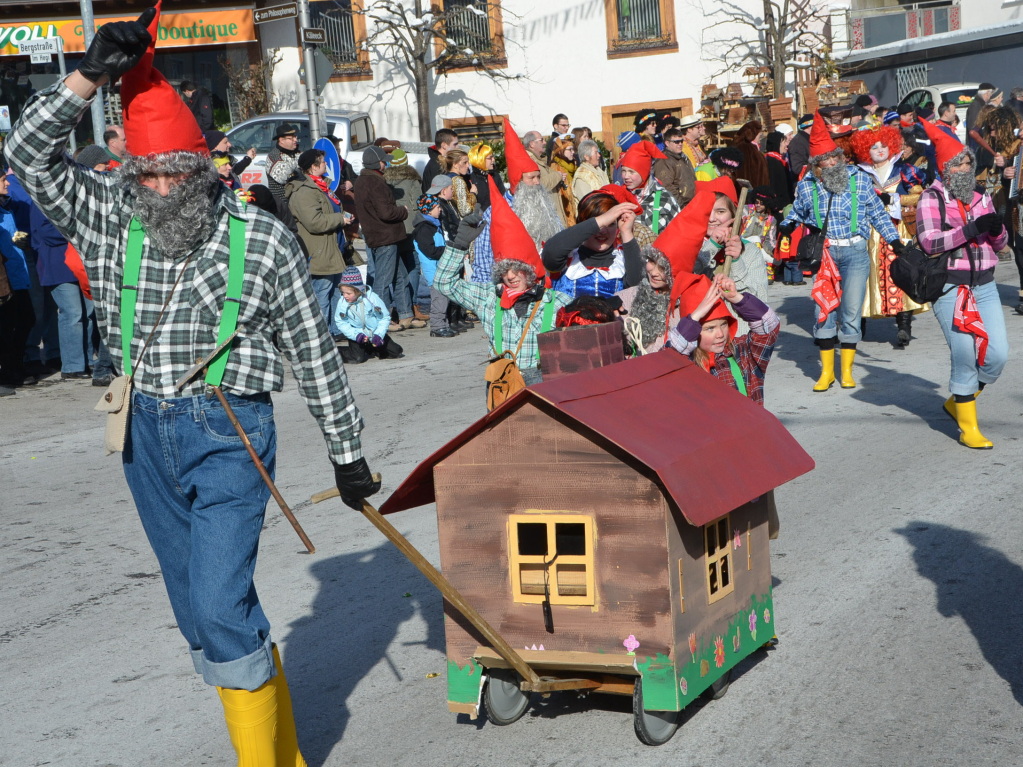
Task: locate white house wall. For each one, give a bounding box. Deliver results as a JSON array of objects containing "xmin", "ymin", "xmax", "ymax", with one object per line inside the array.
[{"xmin": 266, "ymin": 0, "xmax": 758, "ymax": 143}]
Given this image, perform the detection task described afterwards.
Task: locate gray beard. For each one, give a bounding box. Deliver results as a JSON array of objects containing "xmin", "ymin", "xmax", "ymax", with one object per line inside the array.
[
  {"xmin": 630, "ymin": 280, "xmax": 670, "ymax": 345},
  {"xmin": 131, "ymin": 175, "xmax": 219, "ymax": 259},
  {"xmin": 819, "ymin": 163, "xmax": 850, "ymax": 195},
  {"xmin": 945, "ymin": 168, "xmax": 976, "ymax": 204},
  {"xmin": 513, "ymin": 183, "xmax": 564, "ymax": 250}
]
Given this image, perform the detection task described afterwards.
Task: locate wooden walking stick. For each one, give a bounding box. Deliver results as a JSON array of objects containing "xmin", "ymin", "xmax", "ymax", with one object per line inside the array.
[
  {"xmin": 174, "ymin": 332, "xmax": 315, "ymax": 553},
  {"xmin": 722, "ymin": 182, "xmax": 751, "ymax": 279}
]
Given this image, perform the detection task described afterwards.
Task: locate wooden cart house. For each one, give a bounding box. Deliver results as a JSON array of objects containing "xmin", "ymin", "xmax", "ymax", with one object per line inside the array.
[{"xmin": 379, "ymin": 352, "xmax": 814, "ymax": 743}]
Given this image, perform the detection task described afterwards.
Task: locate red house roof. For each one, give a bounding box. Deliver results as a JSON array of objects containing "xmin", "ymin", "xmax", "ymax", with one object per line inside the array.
[{"xmin": 379, "ymin": 352, "xmax": 814, "ymax": 527}]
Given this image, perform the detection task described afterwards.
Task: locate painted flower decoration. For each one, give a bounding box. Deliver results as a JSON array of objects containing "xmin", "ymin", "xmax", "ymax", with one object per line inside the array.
[
  {"xmin": 688, "ymin": 632, "xmax": 698, "ymax": 657},
  {"xmin": 763, "ymin": 608, "xmax": 771, "ymax": 624},
  {"xmin": 733, "ymin": 529, "xmax": 742, "ymax": 548},
  {"xmin": 749, "ymin": 610, "xmax": 758, "ymax": 634},
  {"xmin": 732, "ymin": 631, "xmax": 741, "ymax": 652},
  {"xmin": 700, "ymin": 659, "xmax": 709, "ymax": 677},
  {"xmin": 679, "ymin": 677, "xmax": 688, "ymax": 696},
  {"xmin": 714, "ymin": 636, "xmax": 725, "ymax": 668},
  {"xmin": 623, "ymin": 634, "xmax": 640, "ymax": 654}
]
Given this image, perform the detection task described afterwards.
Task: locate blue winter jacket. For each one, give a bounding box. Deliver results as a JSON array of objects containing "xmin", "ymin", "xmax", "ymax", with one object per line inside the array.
[{"xmin": 333, "ymin": 287, "xmax": 391, "ymax": 341}]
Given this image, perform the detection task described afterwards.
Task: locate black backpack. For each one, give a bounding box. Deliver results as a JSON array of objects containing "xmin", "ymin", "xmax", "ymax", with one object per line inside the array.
[{"xmin": 890, "ymin": 190, "xmax": 972, "ymax": 304}]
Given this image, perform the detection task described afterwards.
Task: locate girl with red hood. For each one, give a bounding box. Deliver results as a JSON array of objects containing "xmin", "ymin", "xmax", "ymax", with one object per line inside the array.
[{"xmin": 666, "ymin": 273, "xmax": 780, "ymax": 406}]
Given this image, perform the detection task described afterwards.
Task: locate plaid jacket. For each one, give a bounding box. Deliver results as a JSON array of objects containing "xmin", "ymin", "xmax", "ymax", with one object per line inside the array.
[
  {"xmin": 783, "ymin": 166, "xmax": 899, "ymax": 243},
  {"xmin": 4, "ymin": 81, "xmax": 364, "ymax": 464},
  {"xmin": 666, "ymin": 294, "xmax": 780, "ymax": 406},
  {"xmin": 434, "ymin": 245, "xmax": 571, "ymax": 370},
  {"xmin": 916, "ymin": 181, "xmax": 1007, "ymax": 273}
]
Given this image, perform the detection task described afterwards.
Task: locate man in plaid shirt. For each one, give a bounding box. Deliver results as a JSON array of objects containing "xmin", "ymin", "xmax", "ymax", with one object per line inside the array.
[
  {"xmin": 778, "ymin": 112, "xmax": 906, "ymax": 392},
  {"xmin": 3, "ymin": 7, "xmax": 377, "ymax": 763}
]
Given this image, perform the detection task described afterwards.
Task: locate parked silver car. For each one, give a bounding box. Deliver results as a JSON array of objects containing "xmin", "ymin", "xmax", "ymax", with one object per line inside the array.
[{"xmin": 898, "ymin": 83, "xmax": 980, "ymax": 143}]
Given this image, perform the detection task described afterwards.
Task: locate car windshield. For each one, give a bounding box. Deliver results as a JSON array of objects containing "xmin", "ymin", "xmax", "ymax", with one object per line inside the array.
[
  {"xmin": 942, "ymin": 88, "xmax": 980, "ymax": 106},
  {"xmin": 229, "ymin": 118, "xmax": 343, "ymax": 156}
]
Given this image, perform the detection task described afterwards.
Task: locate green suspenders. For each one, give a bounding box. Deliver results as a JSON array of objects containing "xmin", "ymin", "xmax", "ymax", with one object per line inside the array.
[
  {"xmin": 651, "ymin": 189, "xmax": 662, "ymax": 235},
  {"xmin": 812, "ymin": 175, "xmax": 857, "ymax": 233},
  {"xmin": 493, "ymin": 296, "xmax": 557, "ymax": 364},
  {"xmin": 120, "ymin": 214, "xmax": 246, "ymax": 386},
  {"xmin": 726, "ymin": 356, "xmax": 748, "ymax": 397}
]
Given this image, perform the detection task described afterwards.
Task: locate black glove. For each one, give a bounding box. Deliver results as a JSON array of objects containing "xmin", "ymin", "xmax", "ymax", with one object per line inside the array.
[
  {"xmin": 973, "ymin": 212, "xmax": 1003, "ymax": 235},
  {"xmin": 452, "ymin": 217, "xmax": 484, "ymax": 251},
  {"xmin": 77, "ymin": 6, "xmax": 156, "ymax": 84},
  {"xmin": 777, "ymin": 221, "xmax": 796, "ymax": 237},
  {"xmin": 878, "ymin": 192, "xmax": 892, "ymax": 206},
  {"xmin": 890, "ymin": 239, "xmax": 906, "ymax": 256},
  {"xmin": 333, "ymin": 457, "xmax": 381, "ymax": 510}
]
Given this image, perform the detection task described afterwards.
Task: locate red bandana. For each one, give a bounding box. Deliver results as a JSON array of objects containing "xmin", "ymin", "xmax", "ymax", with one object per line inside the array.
[
  {"xmin": 500, "ymin": 288, "xmax": 526, "ymax": 309},
  {"xmin": 312, "ymin": 174, "xmax": 341, "ymax": 206},
  {"xmin": 953, "ymin": 285, "xmax": 989, "ymax": 366},
  {"xmin": 811, "ymin": 243, "xmax": 842, "ymax": 322}
]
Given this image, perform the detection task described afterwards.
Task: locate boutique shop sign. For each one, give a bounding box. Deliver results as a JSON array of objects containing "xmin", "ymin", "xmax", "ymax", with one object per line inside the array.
[{"xmin": 0, "ymin": 9, "xmax": 256, "ymax": 56}]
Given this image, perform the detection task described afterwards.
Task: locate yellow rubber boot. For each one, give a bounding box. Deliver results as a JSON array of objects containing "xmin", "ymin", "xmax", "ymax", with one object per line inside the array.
[
  {"xmin": 944, "ymin": 390, "xmax": 980, "ymax": 421},
  {"xmin": 840, "ymin": 347, "xmax": 856, "ymax": 389},
  {"xmin": 813, "ymin": 349, "xmax": 836, "ymax": 392},
  {"xmin": 218, "ymin": 681, "xmax": 279, "ymax": 766},
  {"xmin": 953, "ymin": 397, "xmax": 993, "ymax": 449},
  {"xmin": 271, "ymin": 645, "xmax": 307, "ymax": 767}
]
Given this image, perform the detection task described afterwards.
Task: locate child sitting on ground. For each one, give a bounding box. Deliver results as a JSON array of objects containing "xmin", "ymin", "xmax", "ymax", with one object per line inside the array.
[{"xmin": 333, "ymin": 267, "xmax": 404, "ymax": 364}]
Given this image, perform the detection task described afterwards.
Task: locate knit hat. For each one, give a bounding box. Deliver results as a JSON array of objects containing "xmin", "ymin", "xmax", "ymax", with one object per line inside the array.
[
  {"xmin": 363, "ymin": 145, "xmax": 388, "ymax": 167},
  {"xmin": 882, "ymin": 110, "xmax": 900, "ymax": 125},
  {"xmin": 488, "ymin": 175, "xmax": 547, "ymax": 283},
  {"xmin": 619, "ymin": 141, "xmax": 666, "ymax": 183},
  {"xmin": 797, "ymin": 113, "xmax": 814, "ymax": 130},
  {"xmin": 676, "ymin": 274, "xmax": 737, "ymax": 341},
  {"xmin": 697, "ymin": 174, "xmax": 739, "ymax": 205},
  {"xmin": 617, "ymin": 131, "xmax": 640, "ymax": 152},
  {"xmin": 808, "ymin": 111, "xmax": 840, "ymax": 161},
  {"xmin": 416, "ymin": 193, "xmax": 440, "ymax": 214},
  {"xmin": 775, "ymin": 123, "xmax": 794, "ymax": 136},
  {"xmin": 389, "ymin": 148, "xmax": 408, "ymax": 166},
  {"xmin": 210, "ymin": 151, "xmax": 231, "ymax": 169},
  {"xmin": 298, "ymin": 148, "xmax": 322, "ymax": 172},
  {"xmin": 204, "ymin": 130, "xmax": 227, "ymax": 151},
  {"xmin": 76, "ymin": 144, "xmax": 111, "ymax": 170},
  {"xmin": 468, "ymin": 143, "xmax": 492, "ymax": 171},
  {"xmin": 120, "ymin": 1, "xmax": 207, "ymax": 157},
  {"xmin": 653, "ymin": 189, "xmax": 717, "ymax": 308},
  {"xmin": 426, "ymin": 174, "xmax": 453, "ymax": 194},
  {"xmin": 340, "ymin": 266, "xmax": 366, "ymax": 290},
  {"xmin": 918, "ymin": 117, "xmax": 970, "ymax": 176},
  {"xmin": 503, "ymin": 117, "xmax": 539, "ymax": 193}
]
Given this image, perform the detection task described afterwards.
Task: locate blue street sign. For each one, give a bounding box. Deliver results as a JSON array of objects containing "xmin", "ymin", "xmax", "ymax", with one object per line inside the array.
[{"xmin": 314, "ymin": 137, "xmax": 341, "ymax": 193}]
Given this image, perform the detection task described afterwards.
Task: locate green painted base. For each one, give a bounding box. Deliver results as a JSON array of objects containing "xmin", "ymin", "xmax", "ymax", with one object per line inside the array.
[{"xmin": 447, "ymin": 658, "xmax": 484, "ymax": 705}]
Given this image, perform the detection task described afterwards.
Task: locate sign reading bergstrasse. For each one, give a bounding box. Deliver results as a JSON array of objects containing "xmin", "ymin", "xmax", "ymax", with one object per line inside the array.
[
  {"xmin": 253, "ymin": 3, "xmax": 298, "ymax": 24},
  {"xmin": 16, "ymin": 37, "xmax": 63, "ymax": 55}
]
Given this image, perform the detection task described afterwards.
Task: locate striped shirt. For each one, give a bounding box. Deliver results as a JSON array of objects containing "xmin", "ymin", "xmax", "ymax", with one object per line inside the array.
[{"xmin": 5, "ymin": 81, "xmax": 364, "ymax": 464}]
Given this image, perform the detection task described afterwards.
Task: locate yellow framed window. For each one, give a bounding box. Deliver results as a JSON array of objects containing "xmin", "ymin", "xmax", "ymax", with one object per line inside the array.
[
  {"xmin": 509, "ymin": 513, "xmax": 595, "ymax": 606},
  {"xmin": 705, "ymin": 514, "xmax": 734, "ymax": 604}
]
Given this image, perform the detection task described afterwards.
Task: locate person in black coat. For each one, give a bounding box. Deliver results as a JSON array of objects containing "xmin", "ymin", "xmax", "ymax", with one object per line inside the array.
[
  {"xmin": 763, "ymin": 131, "xmax": 794, "ymax": 208},
  {"xmin": 179, "ymin": 80, "xmax": 213, "ymax": 133}
]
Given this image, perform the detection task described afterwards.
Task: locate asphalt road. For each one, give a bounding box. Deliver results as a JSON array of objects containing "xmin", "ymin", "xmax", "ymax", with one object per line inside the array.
[{"xmin": 3, "ymin": 264, "xmax": 1023, "ymax": 767}]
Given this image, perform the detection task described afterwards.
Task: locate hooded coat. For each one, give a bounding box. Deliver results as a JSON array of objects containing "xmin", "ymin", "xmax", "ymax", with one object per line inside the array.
[
  {"xmin": 384, "ymin": 164, "xmax": 423, "ymax": 236},
  {"xmin": 285, "ymin": 174, "xmax": 347, "ymax": 275}
]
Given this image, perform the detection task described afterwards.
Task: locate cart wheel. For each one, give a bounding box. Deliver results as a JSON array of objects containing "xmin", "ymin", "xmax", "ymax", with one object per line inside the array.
[
  {"xmin": 632, "ymin": 677, "xmax": 681, "ymax": 746},
  {"xmin": 702, "ymin": 669, "xmax": 732, "ymax": 701},
  {"xmin": 483, "ymin": 670, "xmax": 530, "ymax": 726}
]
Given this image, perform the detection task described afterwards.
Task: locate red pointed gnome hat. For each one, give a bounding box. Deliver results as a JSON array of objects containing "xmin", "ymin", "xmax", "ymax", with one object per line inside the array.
[
  {"xmin": 503, "ymin": 117, "xmax": 538, "ymax": 193},
  {"xmin": 590, "ymin": 183, "xmax": 643, "ymax": 214},
  {"xmin": 676, "ymin": 274, "xmax": 738, "ymax": 341},
  {"xmin": 121, "ymin": 2, "xmax": 207, "ymax": 157},
  {"xmin": 808, "ymin": 111, "xmax": 839, "ymax": 160},
  {"xmin": 488, "ymin": 176, "xmax": 547, "ymax": 282},
  {"xmin": 696, "ymin": 174, "xmax": 738, "ymax": 205},
  {"xmin": 653, "ymin": 189, "xmax": 716, "ymax": 306},
  {"xmin": 619, "ymin": 140, "xmax": 666, "ymax": 183},
  {"xmin": 918, "ymin": 117, "xmax": 966, "ymax": 175}
]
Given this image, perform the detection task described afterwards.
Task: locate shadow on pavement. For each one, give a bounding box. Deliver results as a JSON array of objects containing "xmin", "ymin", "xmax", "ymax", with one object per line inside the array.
[
  {"xmin": 895, "ymin": 521, "xmax": 1023, "ymax": 705},
  {"xmin": 282, "ymin": 540, "xmax": 445, "ymax": 766}
]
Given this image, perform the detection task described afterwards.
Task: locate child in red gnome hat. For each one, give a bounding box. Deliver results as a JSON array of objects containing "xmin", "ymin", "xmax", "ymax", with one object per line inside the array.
[
  {"xmin": 5, "ymin": 4, "xmax": 381, "ymax": 764},
  {"xmin": 617, "ymin": 141, "xmax": 682, "ymax": 233},
  {"xmin": 915, "ymin": 117, "xmax": 1010, "ymax": 449},
  {"xmin": 667, "ymin": 273, "xmax": 780, "ymax": 407},
  {"xmin": 778, "ymin": 112, "xmax": 906, "ymax": 393}
]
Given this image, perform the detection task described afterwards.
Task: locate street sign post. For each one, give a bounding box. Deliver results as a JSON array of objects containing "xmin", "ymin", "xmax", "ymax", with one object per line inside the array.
[
  {"xmin": 253, "ymin": 2, "xmax": 298, "ymax": 24},
  {"xmin": 301, "ymin": 27, "xmax": 326, "ymax": 45},
  {"xmin": 30, "ymin": 53, "xmax": 52, "ymax": 64},
  {"xmin": 16, "ymin": 35, "xmax": 74, "ymax": 152},
  {"xmin": 314, "ymin": 137, "xmax": 342, "ymax": 193}
]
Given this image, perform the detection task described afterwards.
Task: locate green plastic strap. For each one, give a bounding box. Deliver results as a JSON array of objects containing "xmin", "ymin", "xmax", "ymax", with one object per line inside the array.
[
  {"xmin": 120, "ymin": 218, "xmax": 145, "ymax": 378},
  {"xmin": 652, "ymin": 189, "xmax": 662, "ymax": 235},
  {"xmin": 534, "ymin": 298, "xmax": 557, "ymax": 364},
  {"xmin": 812, "ymin": 183, "xmax": 820, "ymax": 229},
  {"xmin": 849, "ymin": 173, "xmax": 858, "ymax": 233},
  {"xmin": 493, "ymin": 301, "xmax": 504, "ymax": 354},
  {"xmin": 204, "ymin": 214, "xmax": 247, "ymax": 387},
  {"xmin": 727, "ymin": 356, "xmax": 748, "ymax": 397}
]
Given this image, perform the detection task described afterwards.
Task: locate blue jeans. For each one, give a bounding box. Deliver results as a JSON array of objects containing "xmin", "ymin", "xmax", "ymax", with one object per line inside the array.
[
  {"xmin": 813, "ymin": 239, "xmax": 870, "ymax": 344},
  {"xmin": 366, "ymin": 242, "xmax": 412, "ymax": 319},
  {"xmin": 48, "ymin": 282, "xmax": 92, "ymax": 373},
  {"xmin": 782, "ymin": 260, "xmax": 803, "ymax": 283},
  {"xmin": 931, "ymin": 280, "xmax": 1009, "ymax": 395},
  {"xmin": 92, "ymin": 339, "xmax": 115, "ymax": 379},
  {"xmin": 123, "ymin": 390, "xmax": 277, "ymax": 691},
  {"xmin": 23, "ymin": 249, "xmax": 59, "ymax": 364},
  {"xmin": 311, "ymin": 272, "xmax": 343, "ymax": 336}
]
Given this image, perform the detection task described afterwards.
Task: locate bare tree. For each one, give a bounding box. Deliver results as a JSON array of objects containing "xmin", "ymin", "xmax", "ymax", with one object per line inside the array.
[
  {"xmin": 697, "ymin": 0, "xmax": 828, "ymax": 100},
  {"xmin": 219, "ymin": 50, "xmax": 282, "ymax": 124},
  {"xmin": 359, "ymin": 0, "xmax": 523, "ymax": 141}
]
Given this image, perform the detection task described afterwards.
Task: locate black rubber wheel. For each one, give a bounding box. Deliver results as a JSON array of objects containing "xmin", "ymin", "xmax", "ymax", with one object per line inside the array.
[
  {"xmin": 703, "ymin": 669, "xmax": 732, "ymax": 701},
  {"xmin": 632, "ymin": 677, "xmax": 681, "ymax": 746},
  {"xmin": 483, "ymin": 669, "xmax": 530, "ymax": 725}
]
